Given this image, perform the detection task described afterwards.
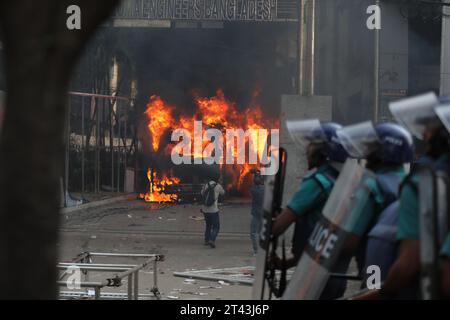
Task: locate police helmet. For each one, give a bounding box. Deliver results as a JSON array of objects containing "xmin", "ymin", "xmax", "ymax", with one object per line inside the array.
[
  {"xmin": 337, "ymin": 121, "xmax": 414, "ymax": 164},
  {"xmin": 286, "ymin": 119, "xmax": 349, "ymax": 163},
  {"xmin": 375, "ymin": 123, "xmax": 414, "ymax": 164}
]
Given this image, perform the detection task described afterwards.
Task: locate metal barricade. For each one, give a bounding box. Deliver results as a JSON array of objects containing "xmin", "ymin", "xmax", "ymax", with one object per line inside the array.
[{"xmin": 57, "ymin": 252, "xmax": 164, "ymax": 300}]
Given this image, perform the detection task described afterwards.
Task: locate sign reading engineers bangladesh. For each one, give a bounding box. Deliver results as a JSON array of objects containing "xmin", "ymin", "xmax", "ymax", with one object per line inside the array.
[{"xmin": 114, "ymin": 0, "xmax": 278, "ymax": 22}]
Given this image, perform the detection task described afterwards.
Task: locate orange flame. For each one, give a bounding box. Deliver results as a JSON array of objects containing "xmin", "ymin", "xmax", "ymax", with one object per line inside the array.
[
  {"xmin": 196, "ymin": 89, "xmax": 231, "ymax": 127},
  {"xmin": 141, "ymin": 89, "xmax": 278, "ymax": 200},
  {"xmin": 145, "ymin": 96, "xmax": 175, "ymax": 152},
  {"xmin": 139, "ymin": 169, "xmax": 181, "ymax": 203}
]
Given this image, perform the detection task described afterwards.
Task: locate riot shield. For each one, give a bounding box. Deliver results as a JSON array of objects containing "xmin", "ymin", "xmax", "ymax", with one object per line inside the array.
[
  {"xmin": 436, "ymin": 172, "xmax": 450, "ymax": 245},
  {"xmin": 252, "ymin": 148, "xmax": 287, "ymax": 300},
  {"xmin": 418, "ymin": 167, "xmax": 450, "ymax": 299},
  {"xmin": 282, "ymin": 158, "xmax": 374, "ymax": 300}
]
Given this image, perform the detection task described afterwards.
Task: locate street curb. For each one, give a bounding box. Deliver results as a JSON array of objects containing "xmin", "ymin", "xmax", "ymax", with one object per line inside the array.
[
  {"xmin": 60, "ymin": 228, "xmax": 250, "ymax": 239},
  {"xmin": 61, "ymin": 193, "xmax": 137, "ymax": 214}
]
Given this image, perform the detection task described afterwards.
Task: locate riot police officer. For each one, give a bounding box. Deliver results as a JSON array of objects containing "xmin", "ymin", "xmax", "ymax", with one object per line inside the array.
[
  {"xmin": 271, "ymin": 119, "xmax": 349, "ymax": 299},
  {"xmin": 272, "ymin": 120, "xmax": 348, "ymax": 262},
  {"xmin": 356, "ymin": 92, "xmax": 447, "ymax": 299},
  {"xmin": 335, "ymin": 121, "xmax": 414, "ymax": 285},
  {"xmin": 430, "ymin": 104, "xmax": 450, "ymax": 299}
]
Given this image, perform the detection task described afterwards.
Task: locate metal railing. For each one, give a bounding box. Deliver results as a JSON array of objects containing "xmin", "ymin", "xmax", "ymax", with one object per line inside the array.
[
  {"xmin": 57, "ymin": 252, "xmax": 164, "ymax": 300},
  {"xmin": 64, "ymin": 92, "xmax": 137, "ymax": 206}
]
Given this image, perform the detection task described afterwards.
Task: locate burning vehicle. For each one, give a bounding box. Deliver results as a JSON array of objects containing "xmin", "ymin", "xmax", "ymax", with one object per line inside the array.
[{"xmin": 137, "ymin": 89, "xmax": 279, "ymax": 203}]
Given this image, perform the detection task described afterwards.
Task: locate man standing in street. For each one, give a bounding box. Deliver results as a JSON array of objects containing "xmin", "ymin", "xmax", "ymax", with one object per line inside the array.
[
  {"xmin": 201, "ymin": 176, "xmax": 225, "ymax": 248},
  {"xmin": 250, "ymin": 170, "xmax": 265, "ymax": 256}
]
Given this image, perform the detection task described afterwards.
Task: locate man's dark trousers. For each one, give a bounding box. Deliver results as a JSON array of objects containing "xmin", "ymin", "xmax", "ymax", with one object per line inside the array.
[{"xmin": 203, "ymin": 212, "xmax": 220, "ymax": 244}]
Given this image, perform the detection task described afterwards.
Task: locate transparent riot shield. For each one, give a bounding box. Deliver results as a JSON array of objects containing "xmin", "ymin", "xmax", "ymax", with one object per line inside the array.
[
  {"xmin": 252, "ymin": 148, "xmax": 287, "ymax": 300},
  {"xmin": 436, "ymin": 172, "xmax": 450, "ymax": 245},
  {"xmin": 282, "ymin": 158, "xmax": 374, "ymax": 300},
  {"xmin": 418, "ymin": 167, "xmax": 450, "ymax": 300}
]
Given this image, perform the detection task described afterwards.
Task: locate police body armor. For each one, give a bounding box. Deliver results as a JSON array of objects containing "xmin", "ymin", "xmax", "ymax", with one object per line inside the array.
[
  {"xmin": 362, "ymin": 173, "xmax": 405, "ymax": 286},
  {"xmin": 283, "ymin": 159, "xmax": 374, "ymax": 300}
]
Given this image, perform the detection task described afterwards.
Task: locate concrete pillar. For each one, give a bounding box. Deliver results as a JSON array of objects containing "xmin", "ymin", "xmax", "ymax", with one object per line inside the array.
[
  {"xmin": 378, "ymin": 1, "xmax": 409, "ymax": 121},
  {"xmin": 298, "ymin": 0, "xmax": 316, "ymax": 96},
  {"xmin": 280, "ymin": 95, "xmax": 332, "ymax": 206},
  {"xmin": 440, "ymin": 5, "xmax": 450, "ymax": 96}
]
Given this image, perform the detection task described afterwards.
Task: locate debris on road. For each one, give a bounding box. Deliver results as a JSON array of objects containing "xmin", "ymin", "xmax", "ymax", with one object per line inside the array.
[
  {"xmin": 179, "ymin": 291, "xmax": 208, "ymax": 296},
  {"xmin": 173, "ymin": 266, "xmax": 256, "ymax": 286},
  {"xmin": 183, "ymin": 279, "xmax": 196, "ymax": 285},
  {"xmin": 189, "ymin": 216, "xmax": 204, "ymax": 221}
]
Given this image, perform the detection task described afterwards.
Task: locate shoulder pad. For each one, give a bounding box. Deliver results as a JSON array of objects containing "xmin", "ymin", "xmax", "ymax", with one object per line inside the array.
[
  {"xmin": 311, "ymin": 172, "xmax": 335, "ymax": 193},
  {"xmin": 302, "ymin": 171, "xmax": 316, "ymax": 180}
]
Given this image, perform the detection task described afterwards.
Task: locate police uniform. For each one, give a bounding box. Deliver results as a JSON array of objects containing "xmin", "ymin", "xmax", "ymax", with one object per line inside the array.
[
  {"xmin": 441, "ymin": 234, "xmax": 450, "ymax": 258},
  {"xmin": 397, "ymin": 155, "xmax": 450, "ymax": 242},
  {"xmin": 394, "ymin": 156, "xmax": 450, "ymax": 299},
  {"xmin": 287, "ymin": 163, "xmax": 339, "ymax": 259},
  {"xmin": 341, "ymin": 166, "xmax": 406, "ymax": 281},
  {"xmin": 397, "ymin": 174, "xmax": 420, "ymax": 241},
  {"xmin": 349, "ymin": 166, "xmax": 406, "ymax": 238},
  {"xmin": 287, "ymin": 163, "xmax": 337, "ymax": 224}
]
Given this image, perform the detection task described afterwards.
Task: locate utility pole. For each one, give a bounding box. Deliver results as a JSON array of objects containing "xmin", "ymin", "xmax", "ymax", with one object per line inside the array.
[
  {"xmin": 374, "ymin": 0, "xmax": 381, "ymax": 123},
  {"xmin": 440, "ymin": 1, "xmax": 450, "ymax": 96},
  {"xmin": 298, "ymin": 0, "xmax": 316, "ymax": 96}
]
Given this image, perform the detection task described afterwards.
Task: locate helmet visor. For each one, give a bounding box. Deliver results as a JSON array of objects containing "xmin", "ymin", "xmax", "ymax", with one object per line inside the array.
[
  {"xmin": 286, "ymin": 119, "xmax": 327, "ymax": 147},
  {"xmin": 336, "ymin": 121, "xmax": 380, "ymax": 159},
  {"xmin": 435, "ymin": 104, "xmax": 450, "ymax": 136},
  {"xmin": 388, "ymin": 92, "xmax": 440, "ymax": 140}
]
